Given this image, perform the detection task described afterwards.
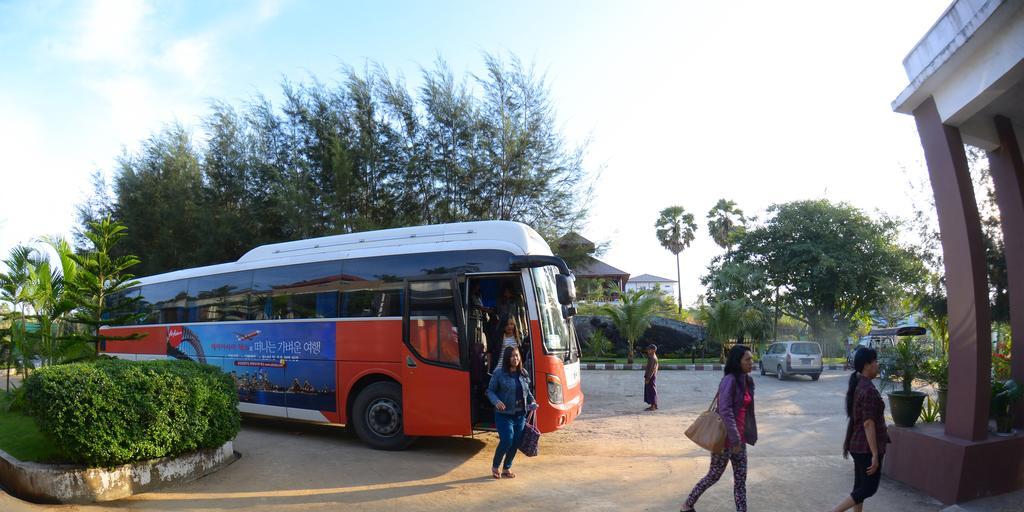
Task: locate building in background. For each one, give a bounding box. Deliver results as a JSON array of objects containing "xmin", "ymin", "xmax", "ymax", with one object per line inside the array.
[
  {"xmin": 624, "ymin": 274, "xmax": 677, "ymax": 298},
  {"xmin": 557, "ymin": 232, "xmax": 630, "ymax": 300}
]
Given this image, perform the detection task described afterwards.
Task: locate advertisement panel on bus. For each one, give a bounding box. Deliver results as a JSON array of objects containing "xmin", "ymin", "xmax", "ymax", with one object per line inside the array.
[{"xmin": 168, "ymin": 322, "xmax": 337, "ymax": 412}]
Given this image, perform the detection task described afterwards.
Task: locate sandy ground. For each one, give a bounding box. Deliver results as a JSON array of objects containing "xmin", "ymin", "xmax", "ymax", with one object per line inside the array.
[{"xmin": 3, "ymin": 370, "xmax": 1022, "ymax": 511}]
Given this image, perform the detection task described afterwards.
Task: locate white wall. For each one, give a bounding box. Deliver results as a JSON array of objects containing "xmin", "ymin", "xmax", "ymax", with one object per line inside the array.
[{"xmin": 625, "ymin": 282, "xmax": 677, "ymax": 298}]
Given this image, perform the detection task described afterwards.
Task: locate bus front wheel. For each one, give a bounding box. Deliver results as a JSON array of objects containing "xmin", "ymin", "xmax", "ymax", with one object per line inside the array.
[{"xmin": 351, "ymin": 382, "xmax": 417, "ymax": 450}]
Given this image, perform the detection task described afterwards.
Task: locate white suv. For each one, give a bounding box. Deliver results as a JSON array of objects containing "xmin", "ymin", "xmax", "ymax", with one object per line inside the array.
[{"xmin": 759, "ymin": 341, "xmax": 823, "ymax": 381}]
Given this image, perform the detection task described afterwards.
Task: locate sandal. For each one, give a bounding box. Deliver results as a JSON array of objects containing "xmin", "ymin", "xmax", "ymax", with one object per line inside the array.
[
  {"xmin": 491, "ymin": 468, "xmax": 501, "ymax": 479},
  {"xmin": 501, "ymin": 469, "xmax": 516, "ymax": 478}
]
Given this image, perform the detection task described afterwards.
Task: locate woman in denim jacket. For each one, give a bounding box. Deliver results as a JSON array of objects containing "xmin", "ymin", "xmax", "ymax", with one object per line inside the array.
[
  {"xmin": 682, "ymin": 344, "xmax": 757, "ymax": 512},
  {"xmin": 486, "ymin": 346, "xmax": 537, "ymax": 479}
]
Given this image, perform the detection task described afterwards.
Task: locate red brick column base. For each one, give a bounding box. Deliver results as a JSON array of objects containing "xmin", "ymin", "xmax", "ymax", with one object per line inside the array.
[{"xmin": 883, "ymin": 424, "xmax": 1024, "ymax": 504}]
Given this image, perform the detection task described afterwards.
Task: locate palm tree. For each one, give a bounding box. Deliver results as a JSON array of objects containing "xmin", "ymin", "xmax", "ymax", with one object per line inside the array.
[
  {"xmin": 579, "ymin": 278, "xmax": 614, "ymax": 302},
  {"xmin": 0, "ymin": 303, "xmax": 9, "ymax": 385},
  {"xmin": 655, "ymin": 206, "xmax": 697, "ymax": 314},
  {"xmin": 600, "ymin": 289, "xmax": 663, "ymax": 364},
  {"xmin": 700, "ymin": 299, "xmax": 771, "ymax": 361},
  {"xmin": 736, "ymin": 302, "xmax": 772, "ymax": 355},
  {"xmin": 2, "ymin": 238, "xmax": 93, "ymax": 375},
  {"xmin": 700, "ymin": 300, "xmax": 742, "ymax": 349},
  {"xmin": 25, "ymin": 257, "xmax": 64, "ymax": 367},
  {"xmin": 1, "ymin": 245, "xmax": 34, "ymax": 390},
  {"xmin": 34, "ymin": 237, "xmax": 93, "ymax": 365},
  {"xmin": 707, "ymin": 199, "xmax": 746, "ymax": 253}
]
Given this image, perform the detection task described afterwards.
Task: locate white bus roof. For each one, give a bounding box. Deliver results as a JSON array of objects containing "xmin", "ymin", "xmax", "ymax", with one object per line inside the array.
[{"xmin": 135, "ymin": 220, "xmax": 553, "ymax": 286}]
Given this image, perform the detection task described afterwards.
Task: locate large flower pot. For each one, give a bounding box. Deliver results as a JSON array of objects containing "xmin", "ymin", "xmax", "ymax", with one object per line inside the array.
[
  {"xmin": 995, "ymin": 415, "xmax": 1015, "ymax": 435},
  {"xmin": 937, "ymin": 388, "xmax": 947, "ymax": 423},
  {"xmin": 888, "ymin": 391, "xmax": 927, "ymax": 427}
]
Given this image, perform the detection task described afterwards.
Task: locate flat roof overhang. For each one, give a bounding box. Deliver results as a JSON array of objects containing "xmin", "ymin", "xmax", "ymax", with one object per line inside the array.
[{"xmin": 892, "ymin": 0, "xmax": 1024, "ymax": 149}]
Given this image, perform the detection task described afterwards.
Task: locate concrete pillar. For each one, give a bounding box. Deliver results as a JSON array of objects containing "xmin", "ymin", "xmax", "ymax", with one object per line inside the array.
[
  {"xmin": 913, "ymin": 97, "xmax": 992, "ymax": 441},
  {"xmin": 989, "ymin": 115, "xmax": 1024, "ymax": 428}
]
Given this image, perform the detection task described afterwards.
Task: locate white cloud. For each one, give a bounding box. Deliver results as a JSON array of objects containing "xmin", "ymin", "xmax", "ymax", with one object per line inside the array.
[
  {"xmin": 159, "ymin": 36, "xmax": 211, "ymax": 82},
  {"xmin": 59, "ymin": 0, "xmax": 216, "ymax": 144},
  {"xmin": 1, "ymin": 0, "xmax": 287, "ymax": 266},
  {"xmin": 70, "ymin": 0, "xmax": 150, "ymax": 65},
  {"xmin": 0, "ymin": 103, "xmax": 79, "ymax": 257},
  {"xmin": 257, "ymin": 0, "xmax": 283, "ymax": 22},
  {"xmin": 88, "ymin": 74, "xmax": 157, "ymax": 143}
]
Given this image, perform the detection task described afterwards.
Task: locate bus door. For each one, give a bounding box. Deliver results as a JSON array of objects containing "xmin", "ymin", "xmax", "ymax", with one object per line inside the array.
[
  {"xmin": 464, "ymin": 272, "xmax": 530, "ymax": 426},
  {"xmin": 402, "ymin": 277, "xmax": 471, "ymax": 436}
]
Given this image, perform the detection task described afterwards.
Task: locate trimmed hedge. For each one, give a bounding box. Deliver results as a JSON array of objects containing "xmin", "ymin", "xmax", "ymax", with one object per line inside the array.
[{"xmin": 23, "ymin": 359, "xmax": 240, "ymax": 467}]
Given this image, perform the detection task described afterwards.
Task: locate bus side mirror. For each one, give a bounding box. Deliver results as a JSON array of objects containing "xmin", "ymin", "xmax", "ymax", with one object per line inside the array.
[{"xmin": 556, "ymin": 274, "xmax": 576, "ymax": 305}]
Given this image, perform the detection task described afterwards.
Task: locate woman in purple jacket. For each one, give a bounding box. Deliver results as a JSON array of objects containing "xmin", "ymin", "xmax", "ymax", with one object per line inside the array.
[{"xmin": 681, "ymin": 344, "xmax": 757, "ymax": 512}]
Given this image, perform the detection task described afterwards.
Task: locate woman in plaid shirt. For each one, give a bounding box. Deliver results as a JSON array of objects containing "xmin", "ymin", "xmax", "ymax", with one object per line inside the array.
[{"xmin": 831, "ymin": 347, "xmax": 890, "ymax": 511}]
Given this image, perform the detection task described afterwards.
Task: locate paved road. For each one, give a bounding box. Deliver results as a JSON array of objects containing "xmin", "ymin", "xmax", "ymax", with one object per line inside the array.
[{"xmin": 3, "ymin": 370, "xmax": 1020, "ymax": 511}]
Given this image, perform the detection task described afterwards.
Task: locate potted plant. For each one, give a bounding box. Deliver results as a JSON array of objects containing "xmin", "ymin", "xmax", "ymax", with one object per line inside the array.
[
  {"xmin": 881, "ymin": 336, "xmax": 928, "ymax": 427},
  {"xmin": 924, "ymin": 354, "xmax": 949, "ymax": 423},
  {"xmin": 991, "ymin": 379, "xmax": 1022, "ymax": 435}
]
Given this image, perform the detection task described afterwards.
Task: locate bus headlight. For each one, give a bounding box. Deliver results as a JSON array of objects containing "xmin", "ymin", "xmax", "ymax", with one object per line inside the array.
[{"xmin": 546, "ymin": 374, "xmax": 563, "ymax": 404}]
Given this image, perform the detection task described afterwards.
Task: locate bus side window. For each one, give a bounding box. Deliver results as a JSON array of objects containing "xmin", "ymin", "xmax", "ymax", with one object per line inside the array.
[
  {"xmin": 250, "ymin": 261, "xmax": 343, "ymax": 320},
  {"xmin": 283, "ymin": 291, "xmax": 339, "ymax": 319},
  {"xmin": 138, "ymin": 280, "xmax": 188, "ymax": 325},
  {"xmin": 103, "ymin": 288, "xmax": 141, "ymax": 324},
  {"xmin": 186, "ymin": 271, "xmax": 253, "ymax": 323},
  {"xmin": 340, "ymin": 287, "xmax": 403, "ymax": 317},
  {"xmin": 315, "ymin": 292, "xmax": 338, "ymax": 318},
  {"xmin": 407, "ymin": 280, "xmax": 460, "ymax": 366},
  {"xmin": 339, "ymin": 256, "xmax": 405, "ymax": 318},
  {"xmin": 340, "ymin": 289, "xmax": 374, "ymax": 317},
  {"xmin": 373, "ymin": 288, "xmax": 403, "ymax": 316}
]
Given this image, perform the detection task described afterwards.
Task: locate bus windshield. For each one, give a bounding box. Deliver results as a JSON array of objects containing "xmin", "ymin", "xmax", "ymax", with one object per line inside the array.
[{"xmin": 531, "ymin": 266, "xmax": 572, "ymax": 353}]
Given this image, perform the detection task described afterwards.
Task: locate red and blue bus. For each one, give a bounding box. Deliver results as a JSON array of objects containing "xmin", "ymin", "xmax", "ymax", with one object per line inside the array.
[{"xmin": 100, "ymin": 221, "xmax": 583, "ymax": 449}]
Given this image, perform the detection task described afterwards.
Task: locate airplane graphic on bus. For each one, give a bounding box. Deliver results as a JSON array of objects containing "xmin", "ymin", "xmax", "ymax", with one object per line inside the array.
[{"xmin": 234, "ymin": 330, "xmax": 261, "ymax": 341}]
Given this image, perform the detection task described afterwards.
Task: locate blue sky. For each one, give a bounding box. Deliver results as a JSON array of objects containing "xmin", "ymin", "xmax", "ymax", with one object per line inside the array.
[{"xmin": 0, "ymin": 0, "xmax": 952, "ymax": 305}]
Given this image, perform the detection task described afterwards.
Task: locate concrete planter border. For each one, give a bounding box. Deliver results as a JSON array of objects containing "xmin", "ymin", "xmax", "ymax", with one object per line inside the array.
[
  {"xmin": 0, "ymin": 441, "xmax": 237, "ymax": 504},
  {"xmin": 582, "ymin": 363, "xmax": 846, "ymax": 371}
]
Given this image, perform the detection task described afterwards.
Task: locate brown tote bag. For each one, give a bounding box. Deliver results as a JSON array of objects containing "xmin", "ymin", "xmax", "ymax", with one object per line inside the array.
[{"xmin": 685, "ymin": 390, "xmax": 726, "ymax": 453}]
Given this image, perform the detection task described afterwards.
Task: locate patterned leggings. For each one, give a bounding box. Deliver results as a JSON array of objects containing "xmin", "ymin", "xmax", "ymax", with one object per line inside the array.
[{"xmin": 684, "ymin": 447, "xmax": 747, "ymax": 511}]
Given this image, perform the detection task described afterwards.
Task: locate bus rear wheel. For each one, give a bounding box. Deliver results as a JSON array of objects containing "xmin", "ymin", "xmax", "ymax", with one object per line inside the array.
[{"xmin": 351, "ymin": 382, "xmax": 416, "ymax": 450}]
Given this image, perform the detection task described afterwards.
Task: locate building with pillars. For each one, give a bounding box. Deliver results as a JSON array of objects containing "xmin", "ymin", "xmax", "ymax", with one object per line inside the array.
[{"xmin": 888, "ymin": 0, "xmax": 1024, "ymax": 504}]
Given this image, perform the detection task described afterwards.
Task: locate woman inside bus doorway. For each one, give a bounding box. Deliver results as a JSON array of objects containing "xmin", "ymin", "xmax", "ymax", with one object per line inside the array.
[
  {"xmin": 486, "ymin": 346, "xmax": 538, "ymax": 479},
  {"xmin": 488, "ymin": 315, "xmax": 525, "ymax": 373},
  {"xmin": 493, "ymin": 283, "xmax": 526, "ymax": 342}
]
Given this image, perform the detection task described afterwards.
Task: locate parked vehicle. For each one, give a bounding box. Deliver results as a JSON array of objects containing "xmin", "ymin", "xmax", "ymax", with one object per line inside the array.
[
  {"xmin": 760, "ymin": 341, "xmax": 823, "ymax": 380},
  {"xmin": 846, "ymin": 326, "xmax": 927, "ymax": 367},
  {"xmin": 99, "ymin": 221, "xmax": 584, "ymax": 450}
]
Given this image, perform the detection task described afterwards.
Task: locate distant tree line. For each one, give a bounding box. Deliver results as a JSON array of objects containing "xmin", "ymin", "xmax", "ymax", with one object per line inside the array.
[
  {"xmin": 78, "ymin": 54, "xmax": 593, "ymax": 277},
  {"xmin": 699, "ymin": 199, "xmax": 926, "ymax": 344}
]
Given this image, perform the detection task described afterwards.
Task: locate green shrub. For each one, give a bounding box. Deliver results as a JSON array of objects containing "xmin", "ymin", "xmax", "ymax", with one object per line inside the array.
[
  {"xmin": 23, "ymin": 359, "xmax": 240, "ymax": 467},
  {"xmin": 586, "ymin": 330, "xmax": 611, "ymax": 358},
  {"xmin": 919, "ymin": 395, "xmax": 940, "ymax": 423}
]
